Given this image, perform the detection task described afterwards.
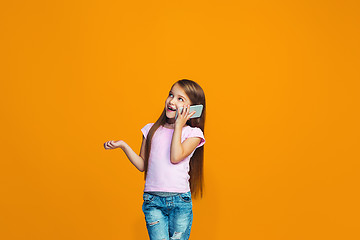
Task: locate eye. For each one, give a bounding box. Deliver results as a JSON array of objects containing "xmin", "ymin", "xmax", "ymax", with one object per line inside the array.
[
  {"xmin": 178, "ymin": 98, "xmax": 184, "ymax": 102},
  {"xmin": 169, "ymin": 93, "xmax": 173, "ymax": 97}
]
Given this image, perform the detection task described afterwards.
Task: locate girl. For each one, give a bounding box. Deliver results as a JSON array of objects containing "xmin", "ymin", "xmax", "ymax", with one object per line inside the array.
[{"xmin": 104, "ymin": 79, "xmax": 206, "ymax": 240}]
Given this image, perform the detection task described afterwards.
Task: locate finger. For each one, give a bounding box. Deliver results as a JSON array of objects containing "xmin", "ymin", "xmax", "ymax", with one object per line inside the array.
[
  {"xmin": 177, "ymin": 108, "xmax": 182, "ymax": 117},
  {"xmin": 180, "ymin": 106, "xmax": 185, "ymax": 117},
  {"xmin": 106, "ymin": 141, "xmax": 113, "ymax": 149},
  {"xmin": 187, "ymin": 111, "xmax": 195, "ymax": 120},
  {"xmin": 183, "ymin": 105, "xmax": 189, "ymax": 116}
]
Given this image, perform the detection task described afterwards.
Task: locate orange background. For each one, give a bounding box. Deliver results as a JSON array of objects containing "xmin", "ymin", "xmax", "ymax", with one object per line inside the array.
[{"xmin": 1, "ymin": 1, "xmax": 359, "ymax": 239}]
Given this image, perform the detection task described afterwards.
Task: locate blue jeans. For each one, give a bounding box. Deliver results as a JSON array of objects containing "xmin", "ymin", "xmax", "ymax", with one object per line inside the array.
[{"xmin": 142, "ymin": 191, "xmax": 193, "ymax": 240}]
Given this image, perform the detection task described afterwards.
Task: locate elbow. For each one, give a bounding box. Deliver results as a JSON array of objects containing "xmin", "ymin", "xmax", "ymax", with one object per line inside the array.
[
  {"xmin": 138, "ymin": 164, "xmax": 145, "ymax": 172},
  {"xmin": 170, "ymin": 159, "xmax": 178, "ymax": 164},
  {"xmin": 170, "ymin": 149, "xmax": 185, "ymax": 164},
  {"xmin": 138, "ymin": 156, "xmax": 145, "ymax": 172},
  {"xmin": 170, "ymin": 156, "xmax": 183, "ymax": 164}
]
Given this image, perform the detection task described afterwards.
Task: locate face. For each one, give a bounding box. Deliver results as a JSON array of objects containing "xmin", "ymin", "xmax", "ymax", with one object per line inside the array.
[{"xmin": 165, "ymin": 83, "xmax": 192, "ymax": 119}]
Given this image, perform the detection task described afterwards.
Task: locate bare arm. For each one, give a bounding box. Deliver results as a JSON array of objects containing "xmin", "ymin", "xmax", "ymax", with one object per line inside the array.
[
  {"xmin": 170, "ymin": 104, "xmax": 201, "ymax": 163},
  {"xmin": 170, "ymin": 125, "xmax": 201, "ymax": 164},
  {"xmin": 104, "ymin": 137, "xmax": 146, "ymax": 172}
]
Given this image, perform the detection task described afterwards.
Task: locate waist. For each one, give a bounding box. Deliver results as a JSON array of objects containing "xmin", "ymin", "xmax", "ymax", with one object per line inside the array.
[{"xmin": 144, "ymin": 191, "xmax": 182, "ymax": 197}]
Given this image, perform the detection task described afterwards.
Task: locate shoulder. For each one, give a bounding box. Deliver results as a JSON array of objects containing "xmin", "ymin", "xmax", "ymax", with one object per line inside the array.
[
  {"xmin": 183, "ymin": 125, "xmax": 204, "ymax": 135},
  {"xmin": 183, "ymin": 125, "xmax": 205, "ymax": 147},
  {"xmin": 141, "ymin": 123, "xmax": 155, "ymax": 138},
  {"xmin": 143, "ymin": 123, "xmax": 154, "ymax": 129}
]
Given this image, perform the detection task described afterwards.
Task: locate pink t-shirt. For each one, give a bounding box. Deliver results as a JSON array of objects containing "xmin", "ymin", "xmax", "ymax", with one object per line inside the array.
[{"xmin": 141, "ymin": 123, "xmax": 205, "ymax": 193}]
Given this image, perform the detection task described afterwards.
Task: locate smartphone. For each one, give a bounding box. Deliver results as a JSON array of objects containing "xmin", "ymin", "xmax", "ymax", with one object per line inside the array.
[{"xmin": 175, "ymin": 104, "xmax": 203, "ymax": 119}]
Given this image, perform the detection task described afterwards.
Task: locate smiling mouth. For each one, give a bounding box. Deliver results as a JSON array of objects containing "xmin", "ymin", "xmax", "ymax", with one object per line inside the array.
[{"xmin": 167, "ymin": 106, "xmax": 176, "ymax": 111}]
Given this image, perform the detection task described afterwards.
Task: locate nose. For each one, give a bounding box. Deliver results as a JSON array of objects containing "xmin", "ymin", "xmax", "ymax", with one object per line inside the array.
[{"xmin": 169, "ymin": 98, "xmax": 175, "ymax": 105}]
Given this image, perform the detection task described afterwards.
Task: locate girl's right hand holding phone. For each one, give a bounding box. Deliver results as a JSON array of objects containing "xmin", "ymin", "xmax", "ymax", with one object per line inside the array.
[{"xmin": 104, "ymin": 140, "xmax": 124, "ymax": 150}]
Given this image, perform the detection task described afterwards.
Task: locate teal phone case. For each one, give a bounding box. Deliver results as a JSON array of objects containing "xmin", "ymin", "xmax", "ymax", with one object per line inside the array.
[{"xmin": 175, "ymin": 104, "xmax": 203, "ymax": 119}]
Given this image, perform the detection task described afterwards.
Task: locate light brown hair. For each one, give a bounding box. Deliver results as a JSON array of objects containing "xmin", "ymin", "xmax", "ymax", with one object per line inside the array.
[{"xmin": 144, "ymin": 79, "xmax": 206, "ymax": 198}]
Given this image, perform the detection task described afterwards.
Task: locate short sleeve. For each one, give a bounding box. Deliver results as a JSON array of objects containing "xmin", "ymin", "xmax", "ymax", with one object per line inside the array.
[
  {"xmin": 141, "ymin": 123, "xmax": 154, "ymax": 139},
  {"xmin": 186, "ymin": 127, "xmax": 205, "ymax": 149}
]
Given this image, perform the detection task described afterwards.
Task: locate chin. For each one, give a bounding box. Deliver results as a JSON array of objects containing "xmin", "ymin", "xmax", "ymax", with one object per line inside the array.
[{"xmin": 165, "ymin": 112, "xmax": 175, "ymax": 119}]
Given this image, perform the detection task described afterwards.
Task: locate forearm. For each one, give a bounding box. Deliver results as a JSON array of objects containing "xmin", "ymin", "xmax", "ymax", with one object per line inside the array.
[
  {"xmin": 170, "ymin": 125, "xmax": 184, "ymax": 163},
  {"xmin": 120, "ymin": 142, "xmax": 145, "ymax": 172}
]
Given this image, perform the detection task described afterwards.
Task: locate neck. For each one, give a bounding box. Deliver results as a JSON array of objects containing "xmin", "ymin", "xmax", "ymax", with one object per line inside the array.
[{"xmin": 164, "ymin": 117, "xmax": 175, "ymax": 129}]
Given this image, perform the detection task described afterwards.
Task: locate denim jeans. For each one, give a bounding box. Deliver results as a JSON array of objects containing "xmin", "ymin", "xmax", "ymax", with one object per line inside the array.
[{"xmin": 142, "ymin": 191, "xmax": 193, "ymax": 240}]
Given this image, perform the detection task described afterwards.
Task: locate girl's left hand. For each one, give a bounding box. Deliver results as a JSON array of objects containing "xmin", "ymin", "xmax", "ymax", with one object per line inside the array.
[{"xmin": 175, "ymin": 105, "xmax": 195, "ymax": 128}]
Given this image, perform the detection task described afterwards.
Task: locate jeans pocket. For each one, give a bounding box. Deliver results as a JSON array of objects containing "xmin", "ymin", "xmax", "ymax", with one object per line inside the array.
[
  {"xmin": 179, "ymin": 192, "xmax": 192, "ymax": 203},
  {"xmin": 143, "ymin": 192, "xmax": 156, "ymax": 203}
]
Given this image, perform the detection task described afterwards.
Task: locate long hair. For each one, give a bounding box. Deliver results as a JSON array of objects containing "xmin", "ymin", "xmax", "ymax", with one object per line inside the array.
[{"xmin": 144, "ymin": 79, "xmax": 206, "ymax": 199}]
